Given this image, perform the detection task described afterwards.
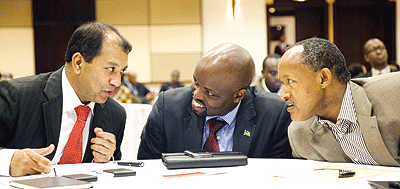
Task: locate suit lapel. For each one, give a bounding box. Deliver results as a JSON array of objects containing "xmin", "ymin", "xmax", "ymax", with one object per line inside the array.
[
  {"xmin": 42, "ymin": 68, "xmax": 63, "ymax": 160},
  {"xmin": 232, "ymin": 91, "xmax": 256, "ymax": 156},
  {"xmin": 350, "ymin": 81, "xmax": 400, "ymax": 166},
  {"xmin": 309, "ymin": 118, "xmax": 350, "ymax": 162},
  {"xmin": 183, "ymin": 104, "xmax": 205, "ymax": 150}
]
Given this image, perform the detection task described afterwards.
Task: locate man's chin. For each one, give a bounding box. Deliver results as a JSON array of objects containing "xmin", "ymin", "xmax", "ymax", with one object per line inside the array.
[
  {"xmin": 192, "ymin": 108, "xmax": 206, "ymax": 117},
  {"xmin": 290, "ymin": 114, "xmax": 313, "ymax": 122}
]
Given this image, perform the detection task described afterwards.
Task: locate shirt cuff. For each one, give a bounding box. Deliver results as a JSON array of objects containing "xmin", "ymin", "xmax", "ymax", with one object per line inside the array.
[{"xmin": 0, "ymin": 149, "xmax": 17, "ymax": 176}]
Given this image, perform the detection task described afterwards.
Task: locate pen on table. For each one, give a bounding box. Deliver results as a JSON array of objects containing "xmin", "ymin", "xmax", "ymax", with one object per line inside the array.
[{"xmin": 115, "ymin": 162, "xmax": 144, "ymax": 167}]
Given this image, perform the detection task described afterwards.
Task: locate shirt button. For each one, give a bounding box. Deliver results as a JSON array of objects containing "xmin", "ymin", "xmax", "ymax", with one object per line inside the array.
[{"xmin": 217, "ymin": 136, "xmax": 221, "ymax": 140}]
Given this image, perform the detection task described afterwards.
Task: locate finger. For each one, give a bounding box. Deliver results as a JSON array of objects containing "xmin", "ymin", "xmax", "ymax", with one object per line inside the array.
[
  {"xmin": 27, "ymin": 152, "xmax": 52, "ymax": 173},
  {"xmin": 94, "ymin": 127, "xmax": 103, "ymax": 135},
  {"xmin": 91, "ymin": 142, "xmax": 114, "ymax": 162},
  {"xmin": 10, "ymin": 149, "xmax": 51, "ymax": 177},
  {"xmin": 35, "ymin": 144, "xmax": 55, "ymax": 157},
  {"xmin": 91, "ymin": 137, "xmax": 116, "ymax": 155},
  {"xmin": 92, "ymin": 150, "xmax": 109, "ymax": 163},
  {"xmin": 91, "ymin": 141, "xmax": 114, "ymax": 156},
  {"xmin": 93, "ymin": 132, "xmax": 116, "ymax": 144}
]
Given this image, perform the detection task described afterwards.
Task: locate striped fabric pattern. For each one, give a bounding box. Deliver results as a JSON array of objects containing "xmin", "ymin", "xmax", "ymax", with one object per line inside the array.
[{"xmin": 318, "ymin": 84, "xmax": 379, "ymax": 166}]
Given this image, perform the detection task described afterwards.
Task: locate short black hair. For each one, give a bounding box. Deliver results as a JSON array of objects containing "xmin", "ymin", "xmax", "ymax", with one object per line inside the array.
[
  {"xmin": 65, "ymin": 22, "xmax": 132, "ymax": 63},
  {"xmin": 288, "ymin": 38, "xmax": 351, "ymax": 83},
  {"xmin": 262, "ymin": 53, "xmax": 281, "ymax": 70}
]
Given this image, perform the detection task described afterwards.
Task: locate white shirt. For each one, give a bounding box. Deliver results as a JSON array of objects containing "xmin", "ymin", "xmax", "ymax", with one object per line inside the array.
[
  {"xmin": 0, "ymin": 68, "xmax": 94, "ymax": 176},
  {"xmin": 371, "ymin": 65, "xmax": 391, "ymax": 76},
  {"xmin": 52, "ymin": 68, "xmax": 95, "ymax": 164}
]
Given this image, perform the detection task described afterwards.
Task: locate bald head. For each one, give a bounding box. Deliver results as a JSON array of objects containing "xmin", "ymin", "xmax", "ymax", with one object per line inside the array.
[
  {"xmin": 197, "ymin": 43, "xmax": 255, "ymax": 89},
  {"xmin": 191, "ymin": 43, "xmax": 255, "ymax": 116}
]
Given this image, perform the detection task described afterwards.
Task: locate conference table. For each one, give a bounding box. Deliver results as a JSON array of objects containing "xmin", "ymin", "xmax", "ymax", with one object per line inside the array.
[{"xmin": 2, "ymin": 158, "xmax": 400, "ymax": 188}]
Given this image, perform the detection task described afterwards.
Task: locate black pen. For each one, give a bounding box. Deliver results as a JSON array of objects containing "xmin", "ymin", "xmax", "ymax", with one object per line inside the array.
[{"xmin": 116, "ymin": 162, "xmax": 144, "ymax": 167}]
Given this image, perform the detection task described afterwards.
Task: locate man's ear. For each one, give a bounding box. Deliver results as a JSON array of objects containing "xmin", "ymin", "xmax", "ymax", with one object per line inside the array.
[
  {"xmin": 71, "ymin": 52, "xmax": 84, "ymax": 74},
  {"xmin": 319, "ymin": 68, "xmax": 332, "ymax": 88},
  {"xmin": 233, "ymin": 89, "xmax": 247, "ymax": 103},
  {"xmin": 364, "ymin": 54, "xmax": 370, "ymax": 63}
]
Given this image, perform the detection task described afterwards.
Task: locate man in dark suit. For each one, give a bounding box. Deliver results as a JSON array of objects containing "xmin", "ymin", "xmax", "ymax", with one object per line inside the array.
[
  {"xmin": 122, "ymin": 71, "xmax": 155, "ymax": 104},
  {"xmin": 0, "ymin": 22, "xmax": 132, "ymax": 176},
  {"xmin": 358, "ymin": 38, "xmax": 397, "ymax": 78},
  {"xmin": 138, "ymin": 43, "xmax": 292, "ymax": 159},
  {"xmin": 159, "ymin": 69, "xmax": 184, "ymax": 92}
]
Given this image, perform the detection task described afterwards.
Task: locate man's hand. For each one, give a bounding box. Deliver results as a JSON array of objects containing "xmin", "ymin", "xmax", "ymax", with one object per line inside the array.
[
  {"xmin": 145, "ymin": 92, "xmax": 155, "ymax": 102},
  {"xmin": 91, "ymin": 127, "xmax": 116, "ymax": 162},
  {"xmin": 10, "ymin": 144, "xmax": 55, "ymax": 177}
]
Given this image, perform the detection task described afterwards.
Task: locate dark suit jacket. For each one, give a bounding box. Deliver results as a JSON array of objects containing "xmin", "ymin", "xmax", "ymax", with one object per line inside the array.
[
  {"xmin": 137, "ymin": 86, "xmax": 292, "ymax": 159},
  {"xmin": 159, "ymin": 82, "xmax": 184, "ymax": 92},
  {"xmin": 121, "ymin": 80, "xmax": 151, "ymax": 104},
  {"xmin": 0, "ymin": 67, "xmax": 126, "ymax": 162}
]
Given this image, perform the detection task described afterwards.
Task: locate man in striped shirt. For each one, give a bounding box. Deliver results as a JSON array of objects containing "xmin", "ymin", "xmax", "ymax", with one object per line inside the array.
[{"xmin": 278, "ymin": 37, "xmax": 400, "ymax": 166}]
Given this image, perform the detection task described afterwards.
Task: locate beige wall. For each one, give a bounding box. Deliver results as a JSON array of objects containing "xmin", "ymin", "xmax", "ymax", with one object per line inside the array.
[
  {"xmin": 0, "ymin": 0, "xmax": 35, "ymax": 78},
  {"xmin": 202, "ymin": 0, "xmax": 267, "ymax": 80},
  {"xmin": 96, "ymin": 0, "xmax": 202, "ymax": 86}
]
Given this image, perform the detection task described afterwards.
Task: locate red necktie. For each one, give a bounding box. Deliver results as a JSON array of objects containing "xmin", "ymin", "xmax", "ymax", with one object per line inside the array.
[
  {"xmin": 59, "ymin": 105, "xmax": 91, "ymax": 164},
  {"xmin": 203, "ymin": 119, "xmax": 227, "ymax": 152}
]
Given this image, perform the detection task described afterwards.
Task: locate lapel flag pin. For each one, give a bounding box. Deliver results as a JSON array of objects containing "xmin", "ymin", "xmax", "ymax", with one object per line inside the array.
[{"xmin": 244, "ymin": 130, "xmax": 250, "ymax": 137}]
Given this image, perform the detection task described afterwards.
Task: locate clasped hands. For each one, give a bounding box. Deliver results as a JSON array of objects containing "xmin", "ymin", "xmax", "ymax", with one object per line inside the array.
[{"xmin": 9, "ymin": 127, "xmax": 116, "ymax": 177}]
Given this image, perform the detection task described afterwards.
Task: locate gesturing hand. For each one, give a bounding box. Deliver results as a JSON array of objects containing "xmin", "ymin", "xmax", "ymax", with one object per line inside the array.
[
  {"xmin": 10, "ymin": 144, "xmax": 55, "ymax": 177},
  {"xmin": 91, "ymin": 127, "xmax": 116, "ymax": 162}
]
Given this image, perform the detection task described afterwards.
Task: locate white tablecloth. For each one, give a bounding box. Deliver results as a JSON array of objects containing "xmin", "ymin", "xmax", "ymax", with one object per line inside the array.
[
  {"xmin": 3, "ymin": 159, "xmax": 400, "ymax": 189},
  {"xmin": 119, "ymin": 103, "xmax": 152, "ymax": 161}
]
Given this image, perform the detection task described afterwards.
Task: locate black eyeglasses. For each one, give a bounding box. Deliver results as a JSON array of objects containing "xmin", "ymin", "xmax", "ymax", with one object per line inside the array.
[{"xmin": 367, "ymin": 46, "xmax": 386, "ymax": 54}]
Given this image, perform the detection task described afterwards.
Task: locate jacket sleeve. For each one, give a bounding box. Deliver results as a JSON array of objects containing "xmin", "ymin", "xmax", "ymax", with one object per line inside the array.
[{"xmin": 137, "ymin": 92, "xmax": 167, "ymax": 159}]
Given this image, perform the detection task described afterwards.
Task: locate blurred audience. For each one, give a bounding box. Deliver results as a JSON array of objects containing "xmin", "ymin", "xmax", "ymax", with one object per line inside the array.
[
  {"xmin": 159, "ymin": 69, "xmax": 184, "ymax": 93},
  {"xmin": 348, "ymin": 63, "xmax": 367, "ymax": 78},
  {"xmin": 122, "ymin": 71, "xmax": 155, "ymax": 104},
  {"xmin": 388, "ymin": 61, "xmax": 400, "ymax": 71},
  {"xmin": 274, "ymin": 34, "xmax": 289, "ymax": 56},
  {"xmin": 358, "ymin": 38, "xmax": 397, "ymax": 77},
  {"xmin": 255, "ymin": 54, "xmax": 282, "ymax": 95},
  {"xmin": 0, "ymin": 72, "xmax": 13, "ymax": 81}
]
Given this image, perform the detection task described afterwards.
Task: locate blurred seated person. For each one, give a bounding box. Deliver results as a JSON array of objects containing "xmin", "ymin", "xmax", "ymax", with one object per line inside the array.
[
  {"xmin": 274, "ymin": 34, "xmax": 289, "ymax": 56},
  {"xmin": 122, "ymin": 71, "xmax": 155, "ymax": 104},
  {"xmin": 1, "ymin": 72, "xmax": 13, "ymax": 80},
  {"xmin": 358, "ymin": 38, "xmax": 397, "ymax": 77},
  {"xmin": 160, "ymin": 69, "xmax": 184, "ymax": 93},
  {"xmin": 348, "ymin": 63, "xmax": 367, "ymax": 78},
  {"xmin": 255, "ymin": 54, "xmax": 282, "ymax": 95},
  {"xmin": 388, "ymin": 61, "xmax": 400, "ymax": 71},
  {"xmin": 111, "ymin": 85, "xmax": 142, "ymax": 104}
]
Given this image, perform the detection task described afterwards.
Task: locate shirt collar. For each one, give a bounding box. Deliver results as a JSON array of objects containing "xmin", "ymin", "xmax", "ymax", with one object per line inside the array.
[
  {"xmin": 206, "ymin": 100, "xmax": 242, "ymax": 126},
  {"xmin": 62, "ymin": 68, "xmax": 95, "ymax": 114},
  {"xmin": 371, "ymin": 65, "xmax": 391, "ymax": 76},
  {"xmin": 261, "ymin": 78, "xmax": 282, "ymax": 95},
  {"xmin": 318, "ymin": 83, "xmax": 357, "ymax": 125}
]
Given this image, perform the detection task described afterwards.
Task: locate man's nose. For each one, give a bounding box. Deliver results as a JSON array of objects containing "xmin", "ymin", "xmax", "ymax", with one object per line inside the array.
[
  {"xmin": 110, "ymin": 75, "xmax": 122, "ymax": 87},
  {"xmin": 280, "ymin": 85, "xmax": 289, "ymax": 100}
]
